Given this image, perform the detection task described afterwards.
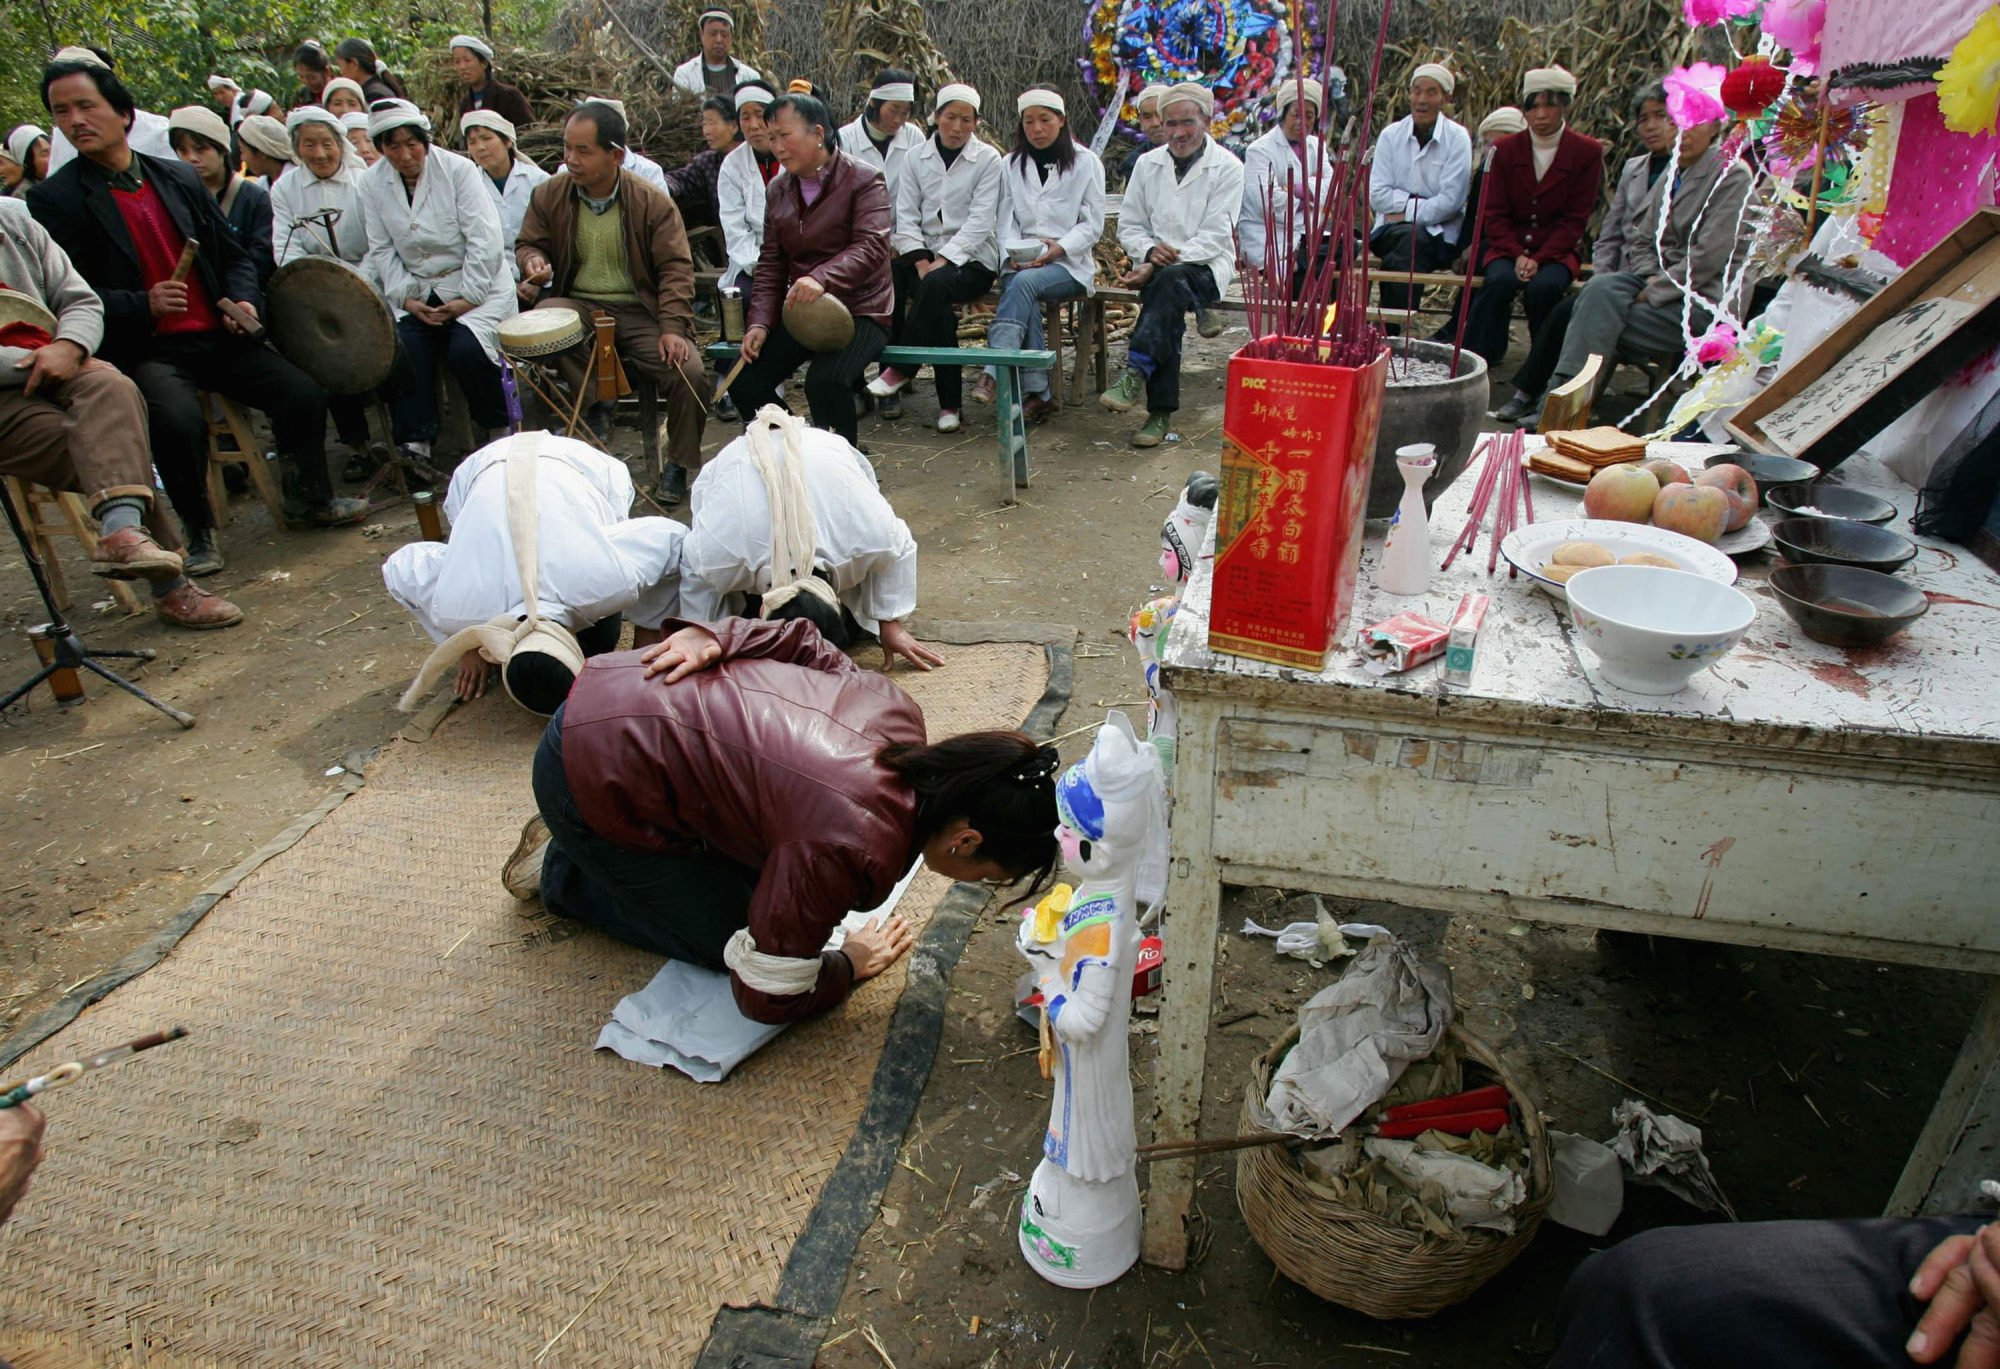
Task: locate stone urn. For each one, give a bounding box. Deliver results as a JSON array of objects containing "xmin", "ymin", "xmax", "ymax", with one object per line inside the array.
[{"xmin": 1367, "ymin": 338, "xmax": 1489, "ymax": 521}]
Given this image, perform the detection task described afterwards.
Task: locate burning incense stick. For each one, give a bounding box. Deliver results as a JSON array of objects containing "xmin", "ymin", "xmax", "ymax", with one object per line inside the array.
[{"xmin": 0, "ymin": 1026, "xmax": 189, "ymax": 1108}]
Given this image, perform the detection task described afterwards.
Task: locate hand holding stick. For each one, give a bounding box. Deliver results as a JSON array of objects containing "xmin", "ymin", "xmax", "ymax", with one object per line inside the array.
[{"xmin": 0, "ymin": 1026, "xmax": 188, "ymax": 1109}]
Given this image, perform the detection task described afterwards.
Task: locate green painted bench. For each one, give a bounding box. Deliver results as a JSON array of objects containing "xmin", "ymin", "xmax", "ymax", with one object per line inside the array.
[{"xmin": 705, "ymin": 341, "xmax": 1057, "ymax": 505}]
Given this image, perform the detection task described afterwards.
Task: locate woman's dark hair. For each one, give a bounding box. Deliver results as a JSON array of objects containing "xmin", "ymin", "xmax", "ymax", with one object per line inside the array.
[
  {"xmin": 337, "ymin": 38, "xmax": 408, "ymax": 98},
  {"xmin": 767, "ymin": 590, "xmax": 852, "ymax": 649},
  {"xmin": 1525, "ymin": 89, "xmax": 1572, "ymax": 111},
  {"xmin": 293, "ymin": 41, "xmax": 331, "ymax": 73},
  {"xmin": 375, "ymin": 121, "xmax": 431, "ymax": 150},
  {"xmin": 1631, "ymin": 80, "xmax": 1667, "ymax": 117},
  {"xmin": 878, "ymin": 732, "xmax": 1061, "ymax": 895},
  {"xmin": 169, "ymin": 127, "xmax": 232, "ymax": 164},
  {"xmin": 865, "ymin": 67, "xmax": 916, "ymax": 125},
  {"xmin": 769, "ymin": 94, "xmax": 838, "ymax": 152},
  {"xmin": 504, "ymin": 652, "xmax": 577, "ymax": 716},
  {"xmin": 40, "ymin": 59, "xmax": 134, "ymax": 120},
  {"xmin": 570, "ymin": 102, "xmax": 628, "ymax": 150},
  {"xmin": 700, "ymin": 95, "xmax": 739, "ymax": 128},
  {"xmin": 1010, "ymin": 87, "xmax": 1077, "ymax": 175}
]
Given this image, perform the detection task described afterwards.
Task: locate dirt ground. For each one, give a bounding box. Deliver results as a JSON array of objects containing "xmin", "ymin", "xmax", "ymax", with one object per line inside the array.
[{"xmin": 0, "ymin": 326, "xmax": 1983, "ymax": 1368}]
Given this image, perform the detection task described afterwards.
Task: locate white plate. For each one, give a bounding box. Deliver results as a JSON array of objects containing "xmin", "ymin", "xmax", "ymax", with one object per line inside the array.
[
  {"xmin": 1500, "ymin": 518, "xmax": 1741, "ymax": 595},
  {"xmin": 1714, "ymin": 518, "xmax": 1773, "ymax": 557}
]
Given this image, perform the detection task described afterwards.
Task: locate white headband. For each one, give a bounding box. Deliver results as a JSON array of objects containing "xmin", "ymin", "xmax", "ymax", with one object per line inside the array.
[
  {"xmin": 206, "ymin": 74, "xmax": 237, "ymax": 92},
  {"xmin": 367, "ymin": 100, "xmax": 429, "ymax": 140},
  {"xmin": 285, "ymin": 105, "xmax": 345, "ymax": 141},
  {"xmin": 1478, "ymin": 106, "xmax": 1527, "ymax": 138},
  {"xmin": 934, "ymin": 83, "xmax": 980, "ymax": 115},
  {"xmin": 340, "ymin": 111, "xmax": 372, "ymax": 134},
  {"xmin": 1162, "ymin": 82, "xmax": 1214, "ymax": 119},
  {"xmin": 734, "ymin": 85, "xmax": 774, "ymax": 112},
  {"xmin": 239, "ymin": 89, "xmax": 274, "ymax": 116},
  {"xmin": 1133, "ymin": 83, "xmax": 1170, "ymax": 113},
  {"xmin": 698, "ymin": 8, "xmax": 734, "ymax": 25},
  {"xmin": 460, "ymin": 109, "xmax": 516, "ymax": 143},
  {"xmin": 1523, "ymin": 65, "xmax": 1578, "ymax": 98},
  {"xmin": 1017, "ymin": 90, "xmax": 1065, "ymax": 117},
  {"xmin": 869, "ymin": 81, "xmax": 915, "ymax": 104},
  {"xmin": 5, "ymin": 126, "xmax": 44, "ymax": 168},
  {"xmin": 1411, "ymin": 63, "xmax": 1455, "ymax": 95},
  {"xmin": 237, "ymin": 114, "xmax": 293, "ymax": 161},
  {"xmin": 582, "ymin": 94, "xmax": 627, "ymax": 120},
  {"xmin": 449, "ymin": 33, "xmax": 494, "ymax": 61}
]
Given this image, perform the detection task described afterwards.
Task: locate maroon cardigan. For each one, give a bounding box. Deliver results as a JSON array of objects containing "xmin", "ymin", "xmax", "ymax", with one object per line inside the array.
[
  {"xmin": 749, "ymin": 149, "xmax": 894, "ymax": 331},
  {"xmin": 1478, "ymin": 127, "xmax": 1606, "ymax": 275},
  {"xmin": 559, "ymin": 617, "xmax": 926, "ymax": 1024}
]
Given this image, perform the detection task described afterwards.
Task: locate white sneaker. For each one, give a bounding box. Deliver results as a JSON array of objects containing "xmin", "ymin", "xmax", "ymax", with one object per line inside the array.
[
  {"xmin": 502, "ymin": 814, "xmax": 551, "ymax": 901},
  {"xmin": 936, "ymin": 409, "xmax": 961, "ymax": 433}
]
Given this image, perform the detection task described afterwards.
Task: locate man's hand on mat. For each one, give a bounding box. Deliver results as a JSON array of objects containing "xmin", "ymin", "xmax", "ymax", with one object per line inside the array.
[
  {"xmin": 641, "ymin": 625, "xmax": 723, "ymax": 682},
  {"xmin": 844, "ymin": 913, "xmax": 916, "ymax": 981},
  {"xmin": 878, "ymin": 620, "xmax": 944, "ymax": 672},
  {"xmin": 454, "ymin": 648, "xmax": 493, "ymax": 702},
  {"xmin": 0, "ymin": 1102, "xmax": 45, "ymax": 1227},
  {"xmin": 1909, "ymin": 1224, "xmax": 2000, "ymax": 1365}
]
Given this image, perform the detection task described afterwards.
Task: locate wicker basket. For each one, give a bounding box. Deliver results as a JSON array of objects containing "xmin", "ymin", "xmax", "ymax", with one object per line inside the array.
[{"xmin": 1236, "ymin": 1023, "xmax": 1552, "ymax": 1319}]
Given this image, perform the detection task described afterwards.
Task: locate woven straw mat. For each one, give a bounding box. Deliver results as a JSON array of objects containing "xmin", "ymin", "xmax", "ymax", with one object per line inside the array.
[{"xmin": 0, "ymin": 640, "xmax": 1048, "ymax": 1368}]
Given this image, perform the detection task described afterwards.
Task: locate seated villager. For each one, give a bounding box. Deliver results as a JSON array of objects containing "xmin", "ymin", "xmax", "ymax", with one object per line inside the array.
[
  {"xmin": 837, "ymin": 69, "xmax": 924, "ymax": 197},
  {"xmin": 206, "ymin": 74, "xmax": 240, "ymax": 115},
  {"xmin": 236, "ymin": 113, "xmax": 293, "ymax": 188},
  {"xmin": 1117, "ymin": 84, "xmax": 1169, "ymax": 187},
  {"xmin": 516, "ymin": 101, "xmax": 709, "ymax": 506},
  {"xmin": 979, "ymin": 87, "xmax": 1105, "ymax": 422},
  {"xmin": 272, "ymin": 105, "xmax": 377, "ymax": 479},
  {"xmin": 1542, "ymin": 109, "xmax": 1753, "ymax": 411},
  {"xmin": 231, "ymin": 92, "xmax": 279, "ymax": 136},
  {"xmin": 287, "ymin": 41, "xmax": 330, "ymax": 110},
  {"xmin": 682, "ymin": 406, "xmax": 939, "ymax": 669},
  {"xmin": 320, "ymin": 78, "xmax": 367, "ymax": 121},
  {"xmin": 579, "ymin": 97, "xmax": 669, "ymax": 194},
  {"xmin": 1368, "ymin": 62, "xmax": 1470, "ymax": 319},
  {"xmin": 31, "ymin": 56, "xmax": 365, "ymax": 574},
  {"xmin": 167, "ymin": 106, "xmax": 274, "ymax": 292},
  {"xmin": 1493, "ymin": 80, "xmax": 1678, "ymax": 426},
  {"xmin": 1458, "ymin": 66, "xmax": 1603, "ymax": 369},
  {"xmin": 872, "ymin": 82, "xmax": 1002, "ymax": 433},
  {"xmin": 727, "ymin": 93, "xmax": 893, "ymax": 447},
  {"xmin": 506, "ymin": 537, "xmax": 1059, "ymax": 1026},
  {"xmin": 1102, "ymin": 82, "xmax": 1244, "ymax": 448},
  {"xmin": 340, "ymin": 111, "xmax": 378, "ymax": 166},
  {"xmin": 663, "ymin": 96, "xmax": 739, "ymax": 246},
  {"xmin": 1445, "ymin": 106, "xmax": 1526, "ymax": 275},
  {"xmin": 672, "ymin": 9, "xmax": 761, "ymax": 99},
  {"xmin": 45, "ymin": 47, "xmax": 172, "ymax": 175},
  {"xmin": 717, "ymin": 82, "xmax": 778, "ymax": 289},
  {"xmin": 335, "ymin": 38, "xmax": 407, "ymax": 106},
  {"xmin": 1238, "ymin": 78, "xmax": 1334, "ymax": 279},
  {"xmin": 0, "ymin": 207, "xmax": 242, "ymax": 626},
  {"xmin": 1550, "ymin": 1213, "xmax": 1996, "ymax": 1369},
  {"xmin": 386, "ymin": 431, "xmax": 685, "ymax": 711},
  {"xmin": 358, "ymin": 100, "xmax": 516, "ymax": 469},
  {"xmin": 450, "ymin": 34, "xmax": 533, "ymax": 129},
  {"xmin": 460, "ymin": 110, "xmax": 549, "ymax": 274}
]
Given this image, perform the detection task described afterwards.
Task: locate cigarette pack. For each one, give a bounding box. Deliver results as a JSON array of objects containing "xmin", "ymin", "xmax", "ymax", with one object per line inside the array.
[
  {"xmin": 1357, "ymin": 611, "xmax": 1449, "ymax": 675},
  {"xmin": 1445, "ymin": 593, "xmax": 1491, "ymax": 687},
  {"xmin": 1133, "ymin": 936, "xmax": 1164, "ymax": 997}
]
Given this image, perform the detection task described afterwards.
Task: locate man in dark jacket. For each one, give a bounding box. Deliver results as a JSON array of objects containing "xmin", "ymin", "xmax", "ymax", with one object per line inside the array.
[
  {"xmin": 29, "ymin": 57, "xmax": 364, "ymax": 573},
  {"xmin": 1458, "ymin": 66, "xmax": 1604, "ymax": 370}
]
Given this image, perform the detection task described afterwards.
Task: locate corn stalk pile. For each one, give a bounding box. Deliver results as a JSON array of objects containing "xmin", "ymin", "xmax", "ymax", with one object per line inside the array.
[{"xmin": 819, "ymin": 0, "xmax": 962, "ymax": 107}]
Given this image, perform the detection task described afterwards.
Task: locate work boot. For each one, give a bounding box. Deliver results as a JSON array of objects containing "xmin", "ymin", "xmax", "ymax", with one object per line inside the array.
[
  {"xmin": 1023, "ymin": 394, "xmax": 1057, "ymax": 424},
  {"xmin": 1100, "ymin": 367, "xmax": 1147, "ymax": 413},
  {"xmin": 503, "ymin": 814, "xmax": 552, "ymax": 901},
  {"xmin": 287, "ymin": 495, "xmax": 371, "ymax": 528},
  {"xmin": 1196, "ymin": 305, "xmax": 1225, "ymax": 339},
  {"xmin": 1132, "ymin": 411, "xmax": 1174, "ymax": 448},
  {"xmin": 654, "ymin": 462, "xmax": 690, "ymax": 507},
  {"xmin": 1490, "ymin": 392, "xmax": 1536, "ymax": 425},
  {"xmin": 970, "ymin": 371, "xmax": 997, "ymax": 405},
  {"xmin": 154, "ymin": 581, "xmax": 244, "ymax": 630},
  {"xmin": 878, "ymin": 391, "xmax": 903, "ymax": 420},
  {"xmin": 182, "ymin": 528, "xmax": 224, "ymax": 577},
  {"xmin": 90, "ymin": 527, "xmax": 183, "ymax": 581}
]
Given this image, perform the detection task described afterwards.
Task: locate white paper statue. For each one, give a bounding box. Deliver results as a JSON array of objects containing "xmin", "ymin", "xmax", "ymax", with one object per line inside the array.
[
  {"xmin": 1130, "ymin": 471, "xmax": 1217, "ymax": 778},
  {"xmin": 1017, "ymin": 711, "xmax": 1168, "ymax": 1288}
]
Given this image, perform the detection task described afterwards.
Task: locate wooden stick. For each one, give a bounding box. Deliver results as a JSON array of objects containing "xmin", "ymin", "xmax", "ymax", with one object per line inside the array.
[
  {"xmin": 169, "ymin": 240, "xmax": 199, "ymax": 283},
  {"xmin": 710, "ymin": 351, "xmax": 749, "ymax": 406},
  {"xmin": 1135, "ymin": 1130, "xmax": 1298, "ymax": 1163},
  {"xmin": 1805, "ymin": 89, "xmax": 1832, "ymax": 230}
]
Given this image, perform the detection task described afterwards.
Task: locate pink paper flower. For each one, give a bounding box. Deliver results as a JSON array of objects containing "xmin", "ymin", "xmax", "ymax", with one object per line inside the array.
[
  {"xmin": 1683, "ymin": 0, "xmax": 1759, "ymax": 26},
  {"xmin": 1695, "ymin": 322, "xmax": 1739, "ymax": 364},
  {"xmin": 1665, "ymin": 63, "xmax": 1729, "ymax": 127},
  {"xmin": 1762, "ymin": 0, "xmax": 1826, "ymax": 71}
]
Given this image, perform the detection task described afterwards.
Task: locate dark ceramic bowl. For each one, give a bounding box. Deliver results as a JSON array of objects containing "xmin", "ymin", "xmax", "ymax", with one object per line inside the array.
[
  {"xmin": 1768, "ymin": 564, "xmax": 1929, "ymax": 646},
  {"xmin": 1705, "ymin": 451, "xmax": 1818, "ymax": 504},
  {"xmin": 1766, "ymin": 483, "xmax": 1899, "ymax": 526},
  {"xmin": 1770, "ymin": 517, "xmax": 1918, "ymax": 574}
]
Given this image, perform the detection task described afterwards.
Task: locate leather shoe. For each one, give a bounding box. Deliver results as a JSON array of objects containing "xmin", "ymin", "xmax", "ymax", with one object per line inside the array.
[
  {"xmin": 182, "ymin": 529, "xmax": 224, "ymax": 577},
  {"xmin": 288, "ymin": 495, "xmax": 371, "ymax": 527},
  {"xmin": 654, "ymin": 462, "xmax": 689, "ymax": 506},
  {"xmin": 90, "ymin": 527, "xmax": 183, "ymax": 581},
  {"xmin": 1023, "ymin": 394, "xmax": 1056, "ymax": 424},
  {"xmin": 154, "ymin": 581, "xmax": 244, "ymax": 630}
]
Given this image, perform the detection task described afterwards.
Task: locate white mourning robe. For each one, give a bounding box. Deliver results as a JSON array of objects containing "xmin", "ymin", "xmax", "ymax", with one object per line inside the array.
[
  {"xmin": 670, "ymin": 54, "xmax": 760, "ymax": 98},
  {"xmin": 997, "ymin": 142, "xmax": 1106, "ymax": 294},
  {"xmin": 382, "ymin": 435, "xmax": 687, "ymax": 641},
  {"xmin": 836, "ymin": 117, "xmax": 925, "ymax": 202},
  {"xmin": 1119, "ymin": 137, "xmax": 1246, "ymax": 296},
  {"xmin": 892, "ymin": 134, "xmax": 1004, "ymax": 271},
  {"xmin": 679, "ymin": 425, "xmax": 918, "ymax": 634},
  {"xmin": 1238, "ymin": 126, "xmax": 1334, "ymax": 272},
  {"xmin": 358, "ymin": 145, "xmax": 517, "ymax": 363},
  {"xmin": 717, "ymin": 140, "xmax": 767, "ymax": 286},
  {"xmin": 48, "ymin": 109, "xmax": 172, "ymax": 173},
  {"xmin": 270, "ymin": 159, "xmax": 371, "ymax": 270},
  {"xmin": 479, "ymin": 156, "xmax": 552, "ymax": 277}
]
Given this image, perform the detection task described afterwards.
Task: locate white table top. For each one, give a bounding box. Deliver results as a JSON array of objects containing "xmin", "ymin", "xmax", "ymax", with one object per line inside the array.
[{"xmin": 1163, "ymin": 443, "xmax": 2000, "ymax": 769}]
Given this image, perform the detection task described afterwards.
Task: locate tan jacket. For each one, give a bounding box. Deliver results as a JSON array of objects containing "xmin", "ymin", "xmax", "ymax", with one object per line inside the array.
[{"xmin": 516, "ymin": 169, "xmax": 696, "ymax": 340}]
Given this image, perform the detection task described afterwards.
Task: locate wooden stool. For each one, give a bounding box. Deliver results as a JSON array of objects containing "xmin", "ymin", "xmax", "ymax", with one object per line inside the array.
[
  {"xmin": 1, "ymin": 477, "xmax": 144, "ymax": 614},
  {"xmin": 200, "ymin": 393, "xmax": 286, "ymax": 528}
]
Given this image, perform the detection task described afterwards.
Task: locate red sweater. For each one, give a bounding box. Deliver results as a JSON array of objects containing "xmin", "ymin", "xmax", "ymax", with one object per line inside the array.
[{"xmin": 112, "ymin": 177, "xmax": 221, "ymax": 336}]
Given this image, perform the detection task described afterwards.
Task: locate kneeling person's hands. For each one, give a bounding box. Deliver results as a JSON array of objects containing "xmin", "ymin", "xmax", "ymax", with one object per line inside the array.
[{"xmin": 842, "ymin": 913, "xmax": 915, "ymax": 981}]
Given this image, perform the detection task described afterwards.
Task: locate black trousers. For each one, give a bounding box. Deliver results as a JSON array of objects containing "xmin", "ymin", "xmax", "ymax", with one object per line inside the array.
[
  {"xmin": 531, "ymin": 707, "xmax": 760, "ymax": 968},
  {"xmin": 729, "ymin": 315, "xmax": 887, "ymax": 447},
  {"xmin": 1509, "ymin": 292, "xmax": 1579, "ymax": 401},
  {"xmin": 1370, "ymin": 223, "xmax": 1457, "ymax": 315},
  {"xmin": 1461, "ymin": 256, "xmax": 1573, "ymax": 369},
  {"xmin": 125, "ymin": 331, "xmax": 333, "ymax": 534},
  {"xmin": 1551, "ymin": 1215, "xmax": 1988, "ymax": 1368},
  {"xmin": 1127, "ymin": 261, "xmax": 1221, "ymax": 414},
  {"xmin": 388, "ymin": 313, "xmax": 509, "ymax": 444},
  {"xmin": 891, "ymin": 258, "xmax": 996, "ymax": 410}
]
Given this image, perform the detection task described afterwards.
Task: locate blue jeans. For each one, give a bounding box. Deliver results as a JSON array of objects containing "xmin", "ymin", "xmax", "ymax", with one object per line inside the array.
[{"xmin": 986, "ymin": 265, "xmax": 1086, "ymax": 399}]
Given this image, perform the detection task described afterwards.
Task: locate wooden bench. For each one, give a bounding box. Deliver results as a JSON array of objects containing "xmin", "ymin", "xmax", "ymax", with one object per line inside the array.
[{"xmin": 705, "ymin": 341, "xmax": 1057, "ymax": 505}]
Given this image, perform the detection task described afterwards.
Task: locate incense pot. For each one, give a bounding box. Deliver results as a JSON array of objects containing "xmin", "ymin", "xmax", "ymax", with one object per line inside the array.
[
  {"xmin": 1018, "ymin": 712, "xmax": 1167, "ymax": 1288},
  {"xmin": 1368, "ymin": 338, "xmax": 1489, "ymax": 521}
]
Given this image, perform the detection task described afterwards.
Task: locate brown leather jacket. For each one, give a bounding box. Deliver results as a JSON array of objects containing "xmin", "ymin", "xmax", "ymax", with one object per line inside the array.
[
  {"xmin": 559, "ymin": 616, "xmax": 927, "ymax": 1024},
  {"xmin": 515, "ymin": 170, "xmax": 697, "ymax": 341},
  {"xmin": 749, "ymin": 149, "xmax": 894, "ymax": 332}
]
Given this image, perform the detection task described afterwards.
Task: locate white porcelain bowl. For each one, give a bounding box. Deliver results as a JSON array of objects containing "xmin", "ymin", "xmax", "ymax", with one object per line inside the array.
[
  {"xmin": 1562, "ymin": 565, "xmax": 1757, "ymax": 695},
  {"xmin": 1004, "ymin": 239, "xmax": 1043, "ymax": 267}
]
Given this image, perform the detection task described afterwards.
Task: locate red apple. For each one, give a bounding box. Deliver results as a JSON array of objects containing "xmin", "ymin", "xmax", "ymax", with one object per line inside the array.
[
  {"xmin": 1695, "ymin": 464, "xmax": 1759, "ymax": 532},
  {"xmin": 1653, "ymin": 484, "xmax": 1732, "ymax": 544},
  {"xmin": 1583, "ymin": 464, "xmax": 1661, "ymax": 524},
  {"xmin": 1639, "ymin": 457, "xmax": 1691, "ymax": 487}
]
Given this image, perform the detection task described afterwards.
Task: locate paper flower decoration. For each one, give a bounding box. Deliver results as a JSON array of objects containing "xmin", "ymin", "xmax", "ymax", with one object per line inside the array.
[
  {"xmin": 1665, "ymin": 63, "xmax": 1728, "ymax": 128},
  {"xmin": 1721, "ymin": 57, "xmax": 1786, "ymax": 118},
  {"xmin": 1695, "ymin": 321, "xmax": 1739, "ymax": 365},
  {"xmin": 1938, "ymin": 7, "xmax": 2000, "ymax": 136},
  {"xmin": 1683, "ymin": 0, "xmax": 1758, "ymax": 26},
  {"xmin": 1762, "ymin": 0, "xmax": 1825, "ymax": 72}
]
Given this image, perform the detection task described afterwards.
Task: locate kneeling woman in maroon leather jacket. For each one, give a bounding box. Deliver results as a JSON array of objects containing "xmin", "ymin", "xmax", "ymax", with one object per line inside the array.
[{"xmin": 520, "ymin": 616, "xmax": 1059, "ymax": 1024}]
